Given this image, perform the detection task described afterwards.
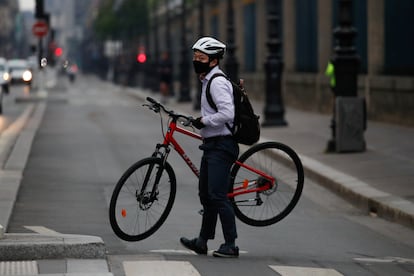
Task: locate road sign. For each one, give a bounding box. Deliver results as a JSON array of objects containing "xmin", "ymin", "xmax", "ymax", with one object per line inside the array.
[{"xmin": 32, "ymin": 21, "xmax": 48, "ymax": 38}]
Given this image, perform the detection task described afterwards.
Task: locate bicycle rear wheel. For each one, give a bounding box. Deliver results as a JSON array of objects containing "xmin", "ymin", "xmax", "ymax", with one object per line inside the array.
[
  {"xmin": 109, "ymin": 157, "xmax": 176, "ymax": 241},
  {"xmin": 230, "ymin": 142, "xmax": 304, "ymax": 226}
]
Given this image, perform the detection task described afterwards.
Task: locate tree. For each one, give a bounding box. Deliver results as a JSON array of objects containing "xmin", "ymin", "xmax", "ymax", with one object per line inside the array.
[{"xmin": 94, "ymin": 0, "xmax": 149, "ymax": 41}]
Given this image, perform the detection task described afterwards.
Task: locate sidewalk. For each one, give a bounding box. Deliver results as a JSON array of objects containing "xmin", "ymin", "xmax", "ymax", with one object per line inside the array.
[{"xmin": 123, "ymin": 86, "xmax": 414, "ymax": 229}]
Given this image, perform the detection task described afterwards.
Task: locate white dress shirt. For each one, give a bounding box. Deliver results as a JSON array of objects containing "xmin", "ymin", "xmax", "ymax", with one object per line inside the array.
[{"xmin": 199, "ymin": 66, "xmax": 234, "ymax": 139}]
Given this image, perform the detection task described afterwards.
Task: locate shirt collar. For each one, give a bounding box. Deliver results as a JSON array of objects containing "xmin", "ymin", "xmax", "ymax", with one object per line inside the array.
[{"xmin": 203, "ymin": 66, "xmax": 221, "ymax": 81}]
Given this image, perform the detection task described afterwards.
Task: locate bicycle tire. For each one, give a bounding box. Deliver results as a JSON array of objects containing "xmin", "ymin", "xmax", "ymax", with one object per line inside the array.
[
  {"xmin": 109, "ymin": 157, "xmax": 176, "ymax": 241},
  {"xmin": 230, "ymin": 142, "xmax": 304, "ymax": 226}
]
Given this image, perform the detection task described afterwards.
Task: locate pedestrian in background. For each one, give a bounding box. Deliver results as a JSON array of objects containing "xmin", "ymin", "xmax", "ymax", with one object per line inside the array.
[
  {"xmin": 158, "ymin": 51, "xmax": 172, "ymax": 104},
  {"xmin": 180, "ymin": 37, "xmax": 240, "ymax": 258}
]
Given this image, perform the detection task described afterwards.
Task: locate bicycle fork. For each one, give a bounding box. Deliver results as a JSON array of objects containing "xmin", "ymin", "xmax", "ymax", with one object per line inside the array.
[{"xmin": 137, "ymin": 144, "xmax": 171, "ymax": 209}]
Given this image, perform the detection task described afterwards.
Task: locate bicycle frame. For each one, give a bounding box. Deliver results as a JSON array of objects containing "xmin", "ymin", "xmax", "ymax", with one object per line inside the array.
[{"xmin": 159, "ymin": 119, "xmax": 275, "ymax": 199}]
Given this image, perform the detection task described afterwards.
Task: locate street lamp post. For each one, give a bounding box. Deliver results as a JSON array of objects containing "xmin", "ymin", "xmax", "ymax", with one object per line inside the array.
[
  {"xmin": 178, "ymin": 0, "xmax": 191, "ymax": 102},
  {"xmin": 165, "ymin": 0, "xmax": 171, "ymax": 50},
  {"xmin": 193, "ymin": 0, "xmax": 204, "ymax": 110},
  {"xmin": 35, "ymin": 0, "xmax": 46, "ymax": 69},
  {"xmin": 326, "ymin": 0, "xmax": 360, "ymax": 152},
  {"xmin": 148, "ymin": 1, "xmax": 160, "ymax": 92},
  {"xmin": 262, "ymin": 0, "xmax": 287, "ymax": 126},
  {"xmin": 224, "ymin": 0, "xmax": 238, "ymax": 82},
  {"xmin": 165, "ymin": 0, "xmax": 174, "ymax": 96}
]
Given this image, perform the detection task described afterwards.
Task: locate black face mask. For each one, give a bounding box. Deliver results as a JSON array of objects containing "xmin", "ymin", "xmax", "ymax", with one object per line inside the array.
[{"xmin": 193, "ymin": 60, "xmax": 212, "ymax": 74}]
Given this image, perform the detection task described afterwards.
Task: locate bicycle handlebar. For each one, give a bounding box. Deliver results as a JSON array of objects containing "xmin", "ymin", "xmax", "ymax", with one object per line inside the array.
[{"xmin": 144, "ymin": 97, "xmax": 194, "ymax": 126}]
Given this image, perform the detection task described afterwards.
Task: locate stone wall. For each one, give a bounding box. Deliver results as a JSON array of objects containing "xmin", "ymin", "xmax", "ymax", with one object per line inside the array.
[{"xmin": 242, "ymin": 72, "xmax": 414, "ymax": 127}]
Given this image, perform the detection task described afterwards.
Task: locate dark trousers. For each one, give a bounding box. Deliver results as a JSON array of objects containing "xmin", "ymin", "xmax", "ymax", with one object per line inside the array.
[{"xmin": 198, "ymin": 136, "xmax": 239, "ymax": 243}]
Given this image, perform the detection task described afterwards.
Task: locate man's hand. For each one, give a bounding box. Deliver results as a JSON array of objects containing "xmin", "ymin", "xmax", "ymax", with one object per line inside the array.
[{"xmin": 192, "ymin": 117, "xmax": 205, "ymax": 129}]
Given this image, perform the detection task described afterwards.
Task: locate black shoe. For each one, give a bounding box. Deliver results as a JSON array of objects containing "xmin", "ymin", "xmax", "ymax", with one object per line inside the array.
[
  {"xmin": 213, "ymin": 244, "xmax": 239, "ymax": 258},
  {"xmin": 180, "ymin": 237, "xmax": 207, "ymax": 255}
]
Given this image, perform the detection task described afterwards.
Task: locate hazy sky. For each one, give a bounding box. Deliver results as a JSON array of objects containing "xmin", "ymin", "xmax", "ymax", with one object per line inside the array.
[{"xmin": 18, "ymin": 0, "xmax": 35, "ymax": 11}]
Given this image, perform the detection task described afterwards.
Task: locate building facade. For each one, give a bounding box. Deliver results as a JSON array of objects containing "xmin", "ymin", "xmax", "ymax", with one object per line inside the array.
[
  {"xmin": 0, "ymin": 0, "xmax": 21, "ymax": 57},
  {"xmin": 151, "ymin": 0, "xmax": 414, "ymax": 126}
]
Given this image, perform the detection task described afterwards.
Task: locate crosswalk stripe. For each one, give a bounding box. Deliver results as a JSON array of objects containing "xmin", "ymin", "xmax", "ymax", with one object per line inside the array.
[
  {"xmin": 123, "ymin": 261, "xmax": 201, "ymax": 276},
  {"xmin": 269, "ymin": 265, "xmax": 344, "ymax": 276}
]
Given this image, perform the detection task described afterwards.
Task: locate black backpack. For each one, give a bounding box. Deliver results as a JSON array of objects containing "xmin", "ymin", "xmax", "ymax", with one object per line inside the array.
[{"xmin": 206, "ymin": 73, "xmax": 260, "ymax": 145}]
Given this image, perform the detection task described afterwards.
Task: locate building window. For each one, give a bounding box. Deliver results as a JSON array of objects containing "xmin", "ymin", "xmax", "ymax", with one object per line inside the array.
[
  {"xmin": 295, "ymin": 0, "xmax": 318, "ymax": 72},
  {"xmin": 243, "ymin": 3, "xmax": 256, "ymax": 72},
  {"xmin": 384, "ymin": 0, "xmax": 414, "ymax": 75}
]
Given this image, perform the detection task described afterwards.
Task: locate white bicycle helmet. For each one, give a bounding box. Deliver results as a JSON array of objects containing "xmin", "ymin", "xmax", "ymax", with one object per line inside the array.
[{"xmin": 192, "ymin": 37, "xmax": 226, "ymax": 58}]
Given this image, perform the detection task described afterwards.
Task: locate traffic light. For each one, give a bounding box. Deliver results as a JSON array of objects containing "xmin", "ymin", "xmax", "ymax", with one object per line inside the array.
[
  {"xmin": 54, "ymin": 47, "xmax": 63, "ymax": 57},
  {"xmin": 137, "ymin": 53, "xmax": 147, "ymax": 63},
  {"xmin": 137, "ymin": 46, "xmax": 146, "ymax": 63}
]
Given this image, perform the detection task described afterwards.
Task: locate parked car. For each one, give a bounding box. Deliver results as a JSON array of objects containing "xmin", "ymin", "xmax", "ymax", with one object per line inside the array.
[
  {"xmin": 0, "ymin": 57, "xmax": 10, "ymax": 94},
  {"xmin": 8, "ymin": 59, "xmax": 33, "ymax": 86}
]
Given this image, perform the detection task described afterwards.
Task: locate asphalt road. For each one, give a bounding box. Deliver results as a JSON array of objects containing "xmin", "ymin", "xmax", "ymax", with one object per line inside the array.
[{"xmin": 7, "ymin": 75, "xmax": 414, "ymax": 276}]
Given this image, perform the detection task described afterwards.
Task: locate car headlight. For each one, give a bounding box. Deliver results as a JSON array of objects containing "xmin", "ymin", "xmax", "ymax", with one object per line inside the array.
[
  {"xmin": 3, "ymin": 72, "xmax": 9, "ymax": 81},
  {"xmin": 22, "ymin": 70, "xmax": 32, "ymax": 82}
]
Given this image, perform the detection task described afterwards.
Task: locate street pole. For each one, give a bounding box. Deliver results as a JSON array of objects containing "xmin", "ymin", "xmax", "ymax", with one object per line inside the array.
[
  {"xmin": 152, "ymin": 1, "xmax": 160, "ymax": 92},
  {"xmin": 193, "ymin": 0, "xmax": 204, "ymax": 110},
  {"xmin": 35, "ymin": 0, "xmax": 45, "ymax": 69},
  {"xmin": 165, "ymin": 0, "xmax": 171, "ymax": 51},
  {"xmin": 224, "ymin": 0, "xmax": 238, "ymax": 82},
  {"xmin": 178, "ymin": 0, "xmax": 191, "ymax": 102},
  {"xmin": 165, "ymin": 0, "xmax": 174, "ymax": 96},
  {"xmin": 262, "ymin": 0, "xmax": 287, "ymax": 127},
  {"xmin": 326, "ymin": 0, "xmax": 360, "ymax": 152}
]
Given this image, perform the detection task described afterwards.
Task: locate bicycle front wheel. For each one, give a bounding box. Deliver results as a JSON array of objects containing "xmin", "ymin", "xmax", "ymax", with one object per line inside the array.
[
  {"xmin": 109, "ymin": 157, "xmax": 176, "ymax": 241},
  {"xmin": 230, "ymin": 142, "xmax": 304, "ymax": 226}
]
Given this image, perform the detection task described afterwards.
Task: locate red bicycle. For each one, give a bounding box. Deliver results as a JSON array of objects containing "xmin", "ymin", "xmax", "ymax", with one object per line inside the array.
[{"xmin": 109, "ymin": 97, "xmax": 304, "ymax": 241}]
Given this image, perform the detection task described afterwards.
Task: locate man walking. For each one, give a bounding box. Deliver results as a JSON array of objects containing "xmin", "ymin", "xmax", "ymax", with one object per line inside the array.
[{"xmin": 180, "ymin": 37, "xmax": 240, "ymax": 258}]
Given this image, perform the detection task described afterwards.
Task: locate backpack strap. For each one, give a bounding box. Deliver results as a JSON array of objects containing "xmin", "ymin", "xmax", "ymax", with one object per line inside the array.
[
  {"xmin": 205, "ymin": 72, "xmax": 234, "ymax": 133},
  {"xmin": 206, "ymin": 73, "xmax": 227, "ymax": 111}
]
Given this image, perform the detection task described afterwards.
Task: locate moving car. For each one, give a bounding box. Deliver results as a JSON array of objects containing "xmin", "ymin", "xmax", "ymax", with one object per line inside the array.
[
  {"xmin": 0, "ymin": 57, "xmax": 10, "ymax": 94},
  {"xmin": 7, "ymin": 59, "xmax": 33, "ymax": 86}
]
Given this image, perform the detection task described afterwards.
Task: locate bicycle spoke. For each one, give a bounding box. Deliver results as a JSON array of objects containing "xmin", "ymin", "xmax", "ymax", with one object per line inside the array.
[
  {"xmin": 109, "ymin": 158, "xmax": 176, "ymax": 241},
  {"xmin": 231, "ymin": 142, "xmax": 304, "ymax": 226}
]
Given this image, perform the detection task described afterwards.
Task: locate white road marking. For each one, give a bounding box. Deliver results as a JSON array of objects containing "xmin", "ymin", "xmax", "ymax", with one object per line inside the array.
[
  {"xmin": 354, "ymin": 256, "xmax": 414, "ymax": 264},
  {"xmin": 149, "ymin": 249, "xmax": 196, "ymax": 255},
  {"xmin": 24, "ymin": 226, "xmax": 61, "ymax": 235},
  {"xmin": 149, "ymin": 249, "xmax": 249, "ymax": 255},
  {"xmin": 123, "ymin": 261, "xmax": 201, "ymax": 276},
  {"xmin": 269, "ymin": 265, "xmax": 344, "ymax": 276}
]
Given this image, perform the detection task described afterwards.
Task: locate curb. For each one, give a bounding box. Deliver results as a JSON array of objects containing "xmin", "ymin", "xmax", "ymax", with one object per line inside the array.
[
  {"xmin": 0, "ymin": 233, "xmax": 106, "ymax": 261},
  {"xmin": 298, "ymin": 154, "xmax": 414, "ymax": 229}
]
